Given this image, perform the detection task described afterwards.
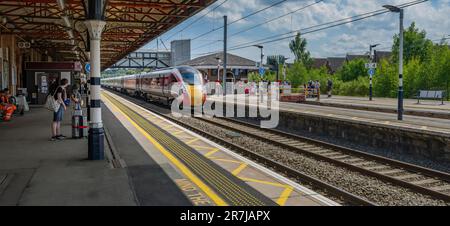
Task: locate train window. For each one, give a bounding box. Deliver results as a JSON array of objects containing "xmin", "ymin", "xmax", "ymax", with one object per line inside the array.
[
  {"xmin": 164, "ymin": 74, "xmax": 176, "ymax": 86},
  {"xmin": 179, "ymin": 67, "xmax": 200, "ymax": 85}
]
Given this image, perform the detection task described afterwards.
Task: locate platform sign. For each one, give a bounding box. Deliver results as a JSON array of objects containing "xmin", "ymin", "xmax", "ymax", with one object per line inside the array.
[
  {"xmin": 259, "ymin": 67, "xmax": 265, "ymax": 76},
  {"xmin": 365, "ymin": 63, "xmax": 377, "ymax": 69},
  {"xmin": 85, "ymin": 63, "xmax": 91, "ymax": 74}
]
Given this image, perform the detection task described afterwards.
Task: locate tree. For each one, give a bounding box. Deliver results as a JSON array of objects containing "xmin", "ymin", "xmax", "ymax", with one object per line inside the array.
[
  {"xmin": 392, "ymin": 22, "xmax": 434, "ymax": 63},
  {"xmin": 289, "ymin": 32, "xmax": 312, "ymax": 68},
  {"xmin": 266, "ymin": 55, "xmax": 286, "ymax": 69},
  {"xmin": 286, "ymin": 61, "xmax": 308, "ymax": 88},
  {"xmin": 338, "ymin": 58, "xmax": 368, "ymax": 82}
]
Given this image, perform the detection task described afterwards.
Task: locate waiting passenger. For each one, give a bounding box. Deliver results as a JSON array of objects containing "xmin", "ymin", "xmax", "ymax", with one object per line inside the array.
[
  {"xmin": 51, "ymin": 79, "xmax": 69, "ymax": 141},
  {"xmin": 71, "ymin": 84, "xmax": 82, "ymax": 113}
]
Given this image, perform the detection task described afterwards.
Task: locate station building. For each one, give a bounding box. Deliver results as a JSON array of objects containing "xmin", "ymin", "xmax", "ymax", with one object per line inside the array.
[{"xmin": 183, "ymin": 52, "xmax": 259, "ymax": 82}]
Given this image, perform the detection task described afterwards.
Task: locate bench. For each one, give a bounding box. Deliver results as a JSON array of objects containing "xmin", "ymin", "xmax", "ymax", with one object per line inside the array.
[{"xmin": 416, "ymin": 90, "xmax": 445, "ymax": 105}]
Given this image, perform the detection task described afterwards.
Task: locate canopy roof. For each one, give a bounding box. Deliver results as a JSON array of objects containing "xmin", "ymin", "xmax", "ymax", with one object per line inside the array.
[{"xmin": 0, "ymin": 0, "xmax": 216, "ymax": 70}]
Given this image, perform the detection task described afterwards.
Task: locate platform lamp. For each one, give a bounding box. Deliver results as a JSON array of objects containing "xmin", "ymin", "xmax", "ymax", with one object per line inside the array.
[
  {"xmin": 369, "ymin": 44, "xmax": 380, "ymax": 101},
  {"xmin": 253, "ymin": 45, "xmax": 264, "ymax": 69},
  {"xmin": 383, "ymin": 4, "xmax": 404, "ymax": 121}
]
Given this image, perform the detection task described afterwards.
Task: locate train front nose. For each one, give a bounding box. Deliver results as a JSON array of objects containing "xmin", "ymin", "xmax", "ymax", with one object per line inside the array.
[{"xmin": 186, "ymin": 85, "xmax": 206, "ymax": 107}]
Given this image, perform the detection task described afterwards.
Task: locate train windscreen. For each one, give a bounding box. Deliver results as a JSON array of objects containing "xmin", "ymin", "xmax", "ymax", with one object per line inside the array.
[{"xmin": 179, "ymin": 67, "xmax": 201, "ymax": 85}]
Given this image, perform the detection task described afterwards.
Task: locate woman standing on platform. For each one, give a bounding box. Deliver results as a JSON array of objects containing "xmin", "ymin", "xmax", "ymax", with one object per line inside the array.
[{"xmin": 51, "ymin": 79, "xmax": 69, "ymax": 141}]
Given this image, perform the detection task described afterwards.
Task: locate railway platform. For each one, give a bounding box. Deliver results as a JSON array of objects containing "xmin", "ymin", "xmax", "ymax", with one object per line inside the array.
[
  {"xmin": 0, "ymin": 91, "xmax": 339, "ymax": 206},
  {"xmin": 0, "ymin": 106, "xmax": 137, "ymax": 206},
  {"xmin": 101, "ymin": 90, "xmax": 339, "ymax": 206},
  {"xmin": 305, "ymin": 95, "xmax": 450, "ymax": 119}
]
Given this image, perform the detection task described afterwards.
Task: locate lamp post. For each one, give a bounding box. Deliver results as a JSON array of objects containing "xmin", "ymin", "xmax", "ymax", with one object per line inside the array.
[
  {"xmin": 384, "ymin": 4, "xmax": 404, "ymax": 121},
  {"xmin": 216, "ymin": 57, "xmax": 221, "ymax": 82},
  {"xmin": 369, "ymin": 44, "xmax": 380, "ymax": 101},
  {"xmin": 253, "ymin": 45, "xmax": 264, "ymax": 69}
]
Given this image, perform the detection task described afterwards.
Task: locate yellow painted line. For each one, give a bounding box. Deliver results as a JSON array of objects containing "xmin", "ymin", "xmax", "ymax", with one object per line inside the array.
[
  {"xmin": 277, "ymin": 186, "xmax": 294, "ymax": 206},
  {"xmin": 209, "ymin": 158, "xmax": 244, "ymax": 165},
  {"xmin": 204, "ymin": 148, "xmax": 220, "ymax": 158},
  {"xmin": 172, "ymin": 130, "xmax": 186, "ymax": 136},
  {"xmin": 191, "ymin": 145, "xmax": 218, "ymax": 151},
  {"xmin": 232, "ymin": 163, "xmax": 248, "ymax": 176},
  {"xmin": 163, "ymin": 125, "xmax": 175, "ymax": 130},
  {"xmin": 239, "ymin": 177, "xmax": 286, "ymax": 188},
  {"xmin": 185, "ymin": 138, "xmax": 200, "ymax": 145},
  {"xmin": 102, "ymin": 93, "xmax": 228, "ymax": 206}
]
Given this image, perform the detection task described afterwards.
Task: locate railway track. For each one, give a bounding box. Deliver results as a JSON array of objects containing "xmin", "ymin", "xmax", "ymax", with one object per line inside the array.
[
  {"xmin": 104, "ymin": 89, "xmax": 450, "ymax": 205},
  {"xmin": 196, "ymin": 117, "xmax": 450, "ymax": 203}
]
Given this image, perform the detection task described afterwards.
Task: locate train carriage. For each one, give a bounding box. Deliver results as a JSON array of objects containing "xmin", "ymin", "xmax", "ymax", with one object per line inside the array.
[{"xmin": 102, "ymin": 66, "xmax": 206, "ymax": 107}]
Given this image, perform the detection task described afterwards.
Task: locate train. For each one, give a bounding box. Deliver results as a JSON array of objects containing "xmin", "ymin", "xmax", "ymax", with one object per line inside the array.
[{"xmin": 102, "ymin": 66, "xmax": 207, "ymax": 107}]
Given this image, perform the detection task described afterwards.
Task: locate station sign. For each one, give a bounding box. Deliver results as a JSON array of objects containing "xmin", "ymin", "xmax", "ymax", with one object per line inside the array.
[
  {"xmin": 259, "ymin": 67, "xmax": 265, "ymax": 76},
  {"xmin": 365, "ymin": 63, "xmax": 377, "ymax": 69},
  {"xmin": 85, "ymin": 63, "xmax": 91, "ymax": 73},
  {"xmin": 368, "ymin": 68, "xmax": 375, "ymax": 76}
]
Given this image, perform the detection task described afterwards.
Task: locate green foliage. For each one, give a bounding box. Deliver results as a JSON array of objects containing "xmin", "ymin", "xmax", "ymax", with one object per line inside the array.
[
  {"xmin": 392, "ymin": 22, "xmax": 434, "ymax": 63},
  {"xmin": 266, "ymin": 55, "xmax": 287, "ymax": 69},
  {"xmin": 289, "ymin": 32, "xmax": 312, "ymax": 68},
  {"xmin": 286, "ymin": 61, "xmax": 308, "ymax": 88},
  {"xmin": 338, "ymin": 58, "xmax": 368, "ymax": 82},
  {"xmin": 372, "ymin": 59, "xmax": 398, "ymax": 98}
]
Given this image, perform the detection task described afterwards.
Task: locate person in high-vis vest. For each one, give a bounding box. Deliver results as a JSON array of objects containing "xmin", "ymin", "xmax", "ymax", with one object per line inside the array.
[{"xmin": 0, "ymin": 88, "xmax": 17, "ymax": 122}]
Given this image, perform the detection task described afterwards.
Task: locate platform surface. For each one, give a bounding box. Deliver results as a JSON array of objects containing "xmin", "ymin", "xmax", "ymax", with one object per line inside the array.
[
  {"xmin": 102, "ymin": 90, "xmax": 338, "ymax": 206},
  {"xmin": 0, "ymin": 107, "xmax": 137, "ymax": 206},
  {"xmin": 307, "ymin": 95, "xmax": 450, "ymax": 115},
  {"xmin": 209, "ymin": 95, "xmax": 450, "ymax": 136}
]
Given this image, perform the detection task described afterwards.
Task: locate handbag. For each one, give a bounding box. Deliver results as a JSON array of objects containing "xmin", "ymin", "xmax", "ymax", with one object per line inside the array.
[{"xmin": 45, "ymin": 87, "xmax": 61, "ymax": 112}]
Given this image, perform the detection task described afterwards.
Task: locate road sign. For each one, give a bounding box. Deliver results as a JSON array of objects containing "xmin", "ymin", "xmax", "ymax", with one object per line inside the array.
[
  {"xmin": 259, "ymin": 67, "xmax": 265, "ymax": 76},
  {"xmin": 85, "ymin": 63, "xmax": 91, "ymax": 73},
  {"xmin": 365, "ymin": 63, "xmax": 377, "ymax": 69},
  {"xmin": 368, "ymin": 68, "xmax": 375, "ymax": 76}
]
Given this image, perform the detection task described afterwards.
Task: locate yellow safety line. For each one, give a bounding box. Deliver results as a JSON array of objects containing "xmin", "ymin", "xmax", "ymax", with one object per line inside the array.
[
  {"xmin": 276, "ymin": 186, "xmax": 294, "ymax": 206},
  {"xmin": 102, "ymin": 93, "xmax": 228, "ymax": 206},
  {"xmin": 232, "ymin": 163, "xmax": 248, "ymax": 176},
  {"xmin": 238, "ymin": 176, "xmax": 294, "ymax": 206},
  {"xmin": 163, "ymin": 125, "xmax": 175, "ymax": 130},
  {"xmin": 185, "ymin": 138, "xmax": 200, "ymax": 145},
  {"xmin": 172, "ymin": 130, "xmax": 186, "ymax": 135},
  {"xmin": 209, "ymin": 158, "xmax": 244, "ymax": 165},
  {"xmin": 238, "ymin": 177, "xmax": 287, "ymax": 188},
  {"xmin": 204, "ymin": 149, "xmax": 220, "ymax": 158}
]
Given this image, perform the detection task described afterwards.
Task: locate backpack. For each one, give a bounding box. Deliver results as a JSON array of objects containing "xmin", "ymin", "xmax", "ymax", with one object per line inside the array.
[{"xmin": 45, "ymin": 87, "xmax": 61, "ymax": 112}]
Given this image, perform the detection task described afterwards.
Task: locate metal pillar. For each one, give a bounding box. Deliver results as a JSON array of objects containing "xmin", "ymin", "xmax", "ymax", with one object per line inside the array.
[
  {"xmin": 85, "ymin": 0, "xmax": 106, "ymax": 160},
  {"xmin": 398, "ymin": 9, "xmax": 404, "ymax": 121},
  {"xmin": 223, "ymin": 16, "xmax": 227, "ymax": 96}
]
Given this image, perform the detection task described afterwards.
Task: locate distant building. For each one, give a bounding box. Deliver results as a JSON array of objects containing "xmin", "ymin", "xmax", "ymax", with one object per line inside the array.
[
  {"xmin": 346, "ymin": 54, "xmax": 368, "ymax": 62},
  {"xmin": 311, "ymin": 58, "xmax": 328, "ymax": 70},
  {"xmin": 327, "ymin": 57, "xmax": 346, "ymax": 74},
  {"xmin": 182, "ymin": 52, "xmax": 258, "ymax": 82},
  {"xmin": 374, "ymin": 51, "xmax": 392, "ymax": 63},
  {"xmin": 171, "ymin": 40, "xmax": 191, "ymax": 66}
]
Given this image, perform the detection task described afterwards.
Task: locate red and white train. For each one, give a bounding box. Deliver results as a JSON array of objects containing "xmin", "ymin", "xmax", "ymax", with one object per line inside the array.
[{"xmin": 102, "ymin": 66, "xmax": 206, "ymax": 107}]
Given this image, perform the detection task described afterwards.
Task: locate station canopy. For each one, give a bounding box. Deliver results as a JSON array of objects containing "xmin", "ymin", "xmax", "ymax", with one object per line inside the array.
[{"xmin": 0, "ymin": 0, "xmax": 216, "ymax": 70}]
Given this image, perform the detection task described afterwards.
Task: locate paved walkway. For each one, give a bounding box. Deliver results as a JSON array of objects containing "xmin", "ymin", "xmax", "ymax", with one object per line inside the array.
[
  {"xmin": 0, "ymin": 106, "xmax": 137, "ymax": 206},
  {"xmin": 307, "ymin": 96, "xmax": 450, "ymax": 115}
]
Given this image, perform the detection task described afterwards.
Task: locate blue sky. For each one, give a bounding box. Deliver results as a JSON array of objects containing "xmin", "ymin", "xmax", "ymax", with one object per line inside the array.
[{"xmin": 142, "ymin": 0, "xmax": 450, "ymax": 63}]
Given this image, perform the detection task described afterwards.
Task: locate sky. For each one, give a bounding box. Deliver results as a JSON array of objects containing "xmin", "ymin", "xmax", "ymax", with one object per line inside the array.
[{"xmin": 142, "ymin": 0, "xmax": 450, "ymax": 64}]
